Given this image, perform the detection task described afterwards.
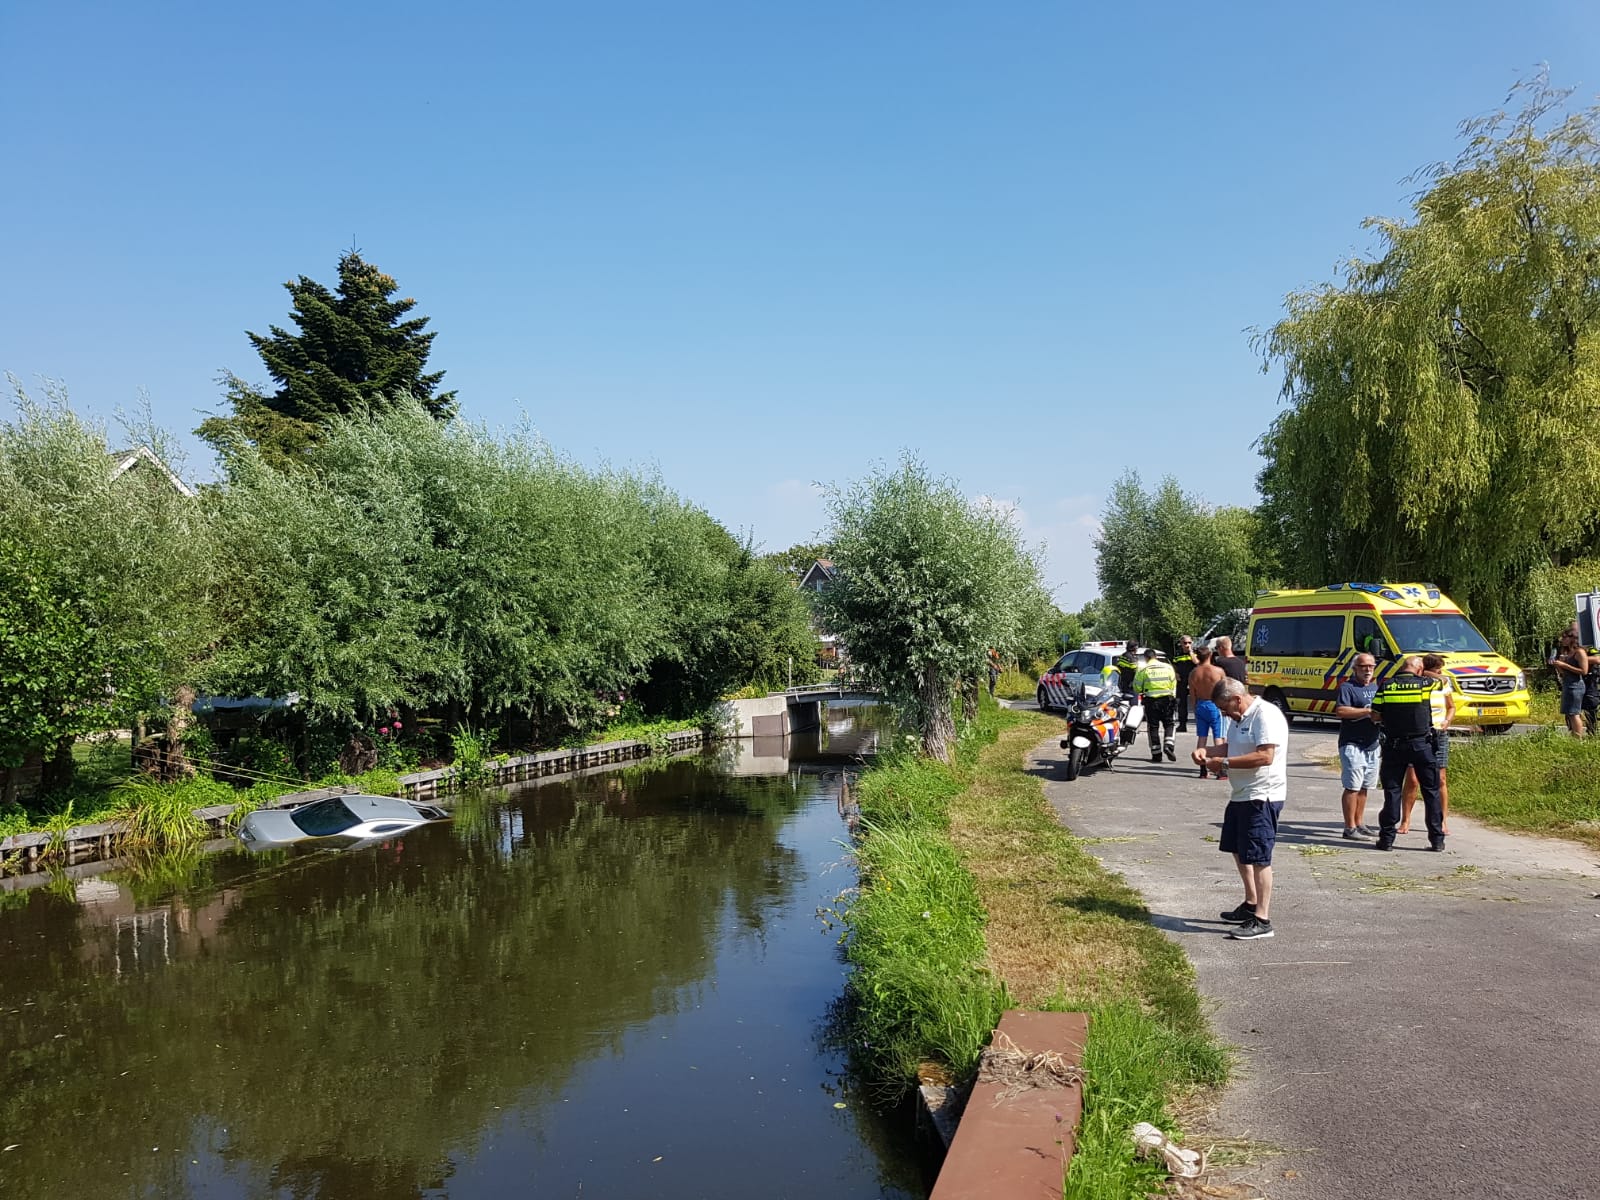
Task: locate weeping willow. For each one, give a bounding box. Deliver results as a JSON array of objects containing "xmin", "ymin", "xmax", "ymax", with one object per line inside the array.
[{"xmin": 1257, "ymin": 75, "xmax": 1600, "ymax": 649}]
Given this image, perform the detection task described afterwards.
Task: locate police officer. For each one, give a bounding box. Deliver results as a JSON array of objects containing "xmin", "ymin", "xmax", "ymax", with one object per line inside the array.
[
  {"xmin": 1115, "ymin": 640, "xmax": 1142, "ymax": 693},
  {"xmin": 1133, "ymin": 648, "xmax": 1179, "ymax": 762},
  {"xmin": 1372, "ymin": 656, "xmax": 1445, "ymax": 851},
  {"xmin": 1172, "ymin": 636, "xmax": 1195, "ymax": 733}
]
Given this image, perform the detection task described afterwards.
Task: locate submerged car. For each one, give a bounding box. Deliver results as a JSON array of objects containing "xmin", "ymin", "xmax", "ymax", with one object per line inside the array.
[{"xmin": 237, "ymin": 794, "xmax": 448, "ymax": 850}]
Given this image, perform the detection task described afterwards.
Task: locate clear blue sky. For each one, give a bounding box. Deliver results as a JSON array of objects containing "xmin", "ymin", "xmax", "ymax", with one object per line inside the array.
[{"xmin": 3, "ymin": 2, "xmax": 1595, "ymax": 608}]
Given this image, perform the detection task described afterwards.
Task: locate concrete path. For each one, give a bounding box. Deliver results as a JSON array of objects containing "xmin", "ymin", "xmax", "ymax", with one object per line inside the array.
[{"xmin": 1025, "ymin": 712, "xmax": 1600, "ymax": 1199}]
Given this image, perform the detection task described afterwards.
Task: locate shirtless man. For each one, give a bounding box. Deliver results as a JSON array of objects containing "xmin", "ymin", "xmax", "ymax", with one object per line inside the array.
[{"xmin": 1187, "ymin": 645, "xmax": 1226, "ymax": 779}]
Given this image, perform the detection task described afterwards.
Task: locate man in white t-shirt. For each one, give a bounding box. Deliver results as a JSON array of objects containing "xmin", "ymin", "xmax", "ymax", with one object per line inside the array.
[{"xmin": 1190, "ymin": 677, "xmax": 1289, "ymax": 940}]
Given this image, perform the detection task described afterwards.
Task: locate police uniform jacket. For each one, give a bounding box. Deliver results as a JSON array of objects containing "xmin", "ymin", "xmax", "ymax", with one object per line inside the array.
[
  {"xmin": 1172, "ymin": 652, "xmax": 1194, "ymax": 691},
  {"xmin": 1371, "ymin": 671, "xmax": 1438, "ymax": 741},
  {"xmin": 1133, "ymin": 660, "xmax": 1178, "ymax": 699}
]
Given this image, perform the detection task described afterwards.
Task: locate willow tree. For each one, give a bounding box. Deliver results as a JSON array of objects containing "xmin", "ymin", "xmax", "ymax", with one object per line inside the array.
[
  {"xmin": 818, "ymin": 458, "xmax": 1047, "ymax": 761},
  {"xmin": 0, "ymin": 382, "xmax": 217, "ymax": 787},
  {"xmin": 1256, "ymin": 76, "xmax": 1600, "ymax": 648}
]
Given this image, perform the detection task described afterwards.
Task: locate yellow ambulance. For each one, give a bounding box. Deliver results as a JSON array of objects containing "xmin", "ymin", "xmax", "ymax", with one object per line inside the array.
[{"xmin": 1244, "ymin": 583, "xmax": 1529, "ymax": 731}]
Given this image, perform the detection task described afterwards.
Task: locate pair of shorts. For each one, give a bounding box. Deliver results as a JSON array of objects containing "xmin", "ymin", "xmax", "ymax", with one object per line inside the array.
[
  {"xmin": 1220, "ymin": 799, "xmax": 1283, "ymax": 866},
  {"xmin": 1432, "ymin": 729, "xmax": 1451, "ymax": 769},
  {"xmin": 1560, "ymin": 679, "xmax": 1586, "ymax": 716},
  {"xmin": 1339, "ymin": 742, "xmax": 1380, "ymax": 790},
  {"xmin": 1194, "ymin": 699, "xmax": 1223, "ymax": 739}
]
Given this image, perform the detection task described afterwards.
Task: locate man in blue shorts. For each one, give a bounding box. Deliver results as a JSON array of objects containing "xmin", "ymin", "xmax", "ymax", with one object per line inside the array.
[
  {"xmin": 1192, "ymin": 677, "xmax": 1289, "ymax": 940},
  {"xmin": 1333, "ymin": 652, "xmax": 1380, "ymax": 838},
  {"xmin": 1186, "ymin": 645, "xmax": 1225, "ymax": 780}
]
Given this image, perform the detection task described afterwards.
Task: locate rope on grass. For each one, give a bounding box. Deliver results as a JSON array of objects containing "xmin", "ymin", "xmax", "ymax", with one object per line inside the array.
[{"xmin": 976, "ymin": 1030, "xmax": 1084, "ymax": 1102}]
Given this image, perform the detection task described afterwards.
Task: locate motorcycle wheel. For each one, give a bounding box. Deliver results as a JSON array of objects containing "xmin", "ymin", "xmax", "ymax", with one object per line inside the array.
[{"xmin": 1065, "ymin": 744, "xmax": 1084, "ymax": 781}]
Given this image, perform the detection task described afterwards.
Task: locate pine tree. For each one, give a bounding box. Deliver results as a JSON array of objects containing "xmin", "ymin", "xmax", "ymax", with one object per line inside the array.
[{"xmin": 199, "ymin": 251, "xmax": 456, "ymax": 464}]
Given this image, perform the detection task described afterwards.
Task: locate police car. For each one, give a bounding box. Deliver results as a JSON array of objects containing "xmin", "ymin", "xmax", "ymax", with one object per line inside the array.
[{"xmin": 1037, "ymin": 642, "xmax": 1167, "ymax": 711}]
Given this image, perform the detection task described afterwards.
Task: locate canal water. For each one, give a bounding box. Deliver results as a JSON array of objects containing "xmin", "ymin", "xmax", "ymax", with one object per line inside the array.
[{"xmin": 0, "ymin": 707, "xmax": 926, "ymax": 1199}]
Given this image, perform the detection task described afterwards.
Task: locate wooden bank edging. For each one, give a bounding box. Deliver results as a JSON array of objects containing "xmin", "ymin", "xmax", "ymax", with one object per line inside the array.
[
  {"xmin": 927, "ymin": 1010, "xmax": 1088, "ymax": 1198},
  {"xmin": 0, "ymin": 728, "xmax": 710, "ymax": 876}
]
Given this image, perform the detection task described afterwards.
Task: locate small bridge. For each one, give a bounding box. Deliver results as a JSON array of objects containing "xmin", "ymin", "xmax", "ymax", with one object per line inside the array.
[
  {"xmin": 730, "ymin": 684, "xmax": 881, "ymax": 739},
  {"xmin": 782, "ymin": 682, "xmax": 880, "ymax": 701}
]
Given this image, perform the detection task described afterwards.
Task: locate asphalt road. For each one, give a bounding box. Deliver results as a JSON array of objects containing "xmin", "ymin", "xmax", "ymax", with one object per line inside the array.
[{"xmin": 1021, "ymin": 708, "xmax": 1600, "ymax": 1200}]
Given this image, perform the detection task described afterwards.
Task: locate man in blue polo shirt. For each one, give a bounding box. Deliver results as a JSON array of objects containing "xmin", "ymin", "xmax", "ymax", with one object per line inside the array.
[{"xmin": 1333, "ymin": 652, "xmax": 1380, "ymax": 839}]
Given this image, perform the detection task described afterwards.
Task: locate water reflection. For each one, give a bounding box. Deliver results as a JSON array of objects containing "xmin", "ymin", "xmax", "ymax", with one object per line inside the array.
[{"xmin": 0, "ymin": 705, "xmax": 920, "ymax": 1200}]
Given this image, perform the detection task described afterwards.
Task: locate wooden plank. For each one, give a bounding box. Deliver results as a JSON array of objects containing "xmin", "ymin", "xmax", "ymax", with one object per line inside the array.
[{"xmin": 929, "ymin": 1011, "xmax": 1088, "ymax": 1200}]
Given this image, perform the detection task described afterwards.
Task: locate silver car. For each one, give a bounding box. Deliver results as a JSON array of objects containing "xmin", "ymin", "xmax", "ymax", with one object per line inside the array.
[{"xmin": 238, "ymin": 794, "xmax": 447, "ymax": 850}]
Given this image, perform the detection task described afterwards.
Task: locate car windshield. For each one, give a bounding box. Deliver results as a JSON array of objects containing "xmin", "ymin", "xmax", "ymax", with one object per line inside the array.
[
  {"xmin": 289, "ymin": 798, "xmax": 362, "ymax": 837},
  {"xmin": 1384, "ymin": 614, "xmax": 1493, "ymax": 654}
]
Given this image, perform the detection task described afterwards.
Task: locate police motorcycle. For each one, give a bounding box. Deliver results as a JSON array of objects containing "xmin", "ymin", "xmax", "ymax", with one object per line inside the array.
[{"xmin": 1059, "ymin": 680, "xmax": 1145, "ymax": 781}]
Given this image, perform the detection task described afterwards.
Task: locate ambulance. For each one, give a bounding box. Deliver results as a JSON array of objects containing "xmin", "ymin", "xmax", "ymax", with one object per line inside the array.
[{"xmin": 1244, "ymin": 583, "xmax": 1529, "ymax": 730}]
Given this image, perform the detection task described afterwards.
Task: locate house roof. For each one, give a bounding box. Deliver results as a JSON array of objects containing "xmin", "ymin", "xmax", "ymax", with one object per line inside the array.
[
  {"xmin": 107, "ymin": 446, "xmax": 196, "ymax": 498},
  {"xmin": 798, "ymin": 558, "xmax": 837, "ymax": 589}
]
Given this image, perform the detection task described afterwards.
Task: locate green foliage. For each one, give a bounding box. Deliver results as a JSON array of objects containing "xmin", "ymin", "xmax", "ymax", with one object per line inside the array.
[
  {"xmin": 449, "ymin": 725, "xmax": 493, "ymax": 787},
  {"xmin": 1094, "ymin": 472, "xmax": 1261, "ymax": 645},
  {"xmin": 110, "ymin": 776, "xmax": 232, "ymax": 851},
  {"xmin": 1257, "ymin": 75, "xmax": 1600, "ymax": 647},
  {"xmin": 635, "ymin": 512, "xmax": 821, "ymax": 715},
  {"xmin": 0, "ymin": 538, "xmax": 110, "ymax": 768},
  {"xmin": 197, "ymin": 251, "xmax": 456, "ymax": 464},
  {"xmin": 0, "ymin": 381, "xmax": 216, "ymax": 777},
  {"xmin": 205, "ymin": 401, "xmax": 805, "ymax": 744},
  {"xmin": 819, "ymin": 457, "xmax": 1050, "ymax": 759}
]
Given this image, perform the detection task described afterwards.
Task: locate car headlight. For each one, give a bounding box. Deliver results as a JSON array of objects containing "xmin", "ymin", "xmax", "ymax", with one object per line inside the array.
[{"xmin": 1516, "ymin": 671, "xmax": 1526, "ymax": 691}]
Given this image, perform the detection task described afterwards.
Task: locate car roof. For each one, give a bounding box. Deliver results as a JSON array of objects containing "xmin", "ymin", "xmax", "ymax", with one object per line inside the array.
[{"xmin": 308, "ymin": 794, "xmax": 422, "ymax": 819}]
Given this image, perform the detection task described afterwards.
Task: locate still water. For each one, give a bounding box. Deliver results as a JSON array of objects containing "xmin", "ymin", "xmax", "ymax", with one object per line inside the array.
[{"xmin": 0, "ymin": 708, "xmax": 924, "ymax": 1199}]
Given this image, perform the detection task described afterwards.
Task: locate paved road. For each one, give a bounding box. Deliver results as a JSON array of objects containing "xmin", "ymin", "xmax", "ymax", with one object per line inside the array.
[{"xmin": 1024, "ymin": 710, "xmax": 1600, "ymax": 1199}]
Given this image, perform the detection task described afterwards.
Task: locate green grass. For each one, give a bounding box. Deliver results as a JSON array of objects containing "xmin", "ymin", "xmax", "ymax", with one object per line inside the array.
[
  {"xmin": 844, "ymin": 745, "xmax": 1006, "ymax": 1082},
  {"xmin": 1064, "ymin": 1000, "xmax": 1228, "ymax": 1199},
  {"xmin": 1447, "ymin": 727, "xmax": 1600, "ymax": 849},
  {"xmin": 1525, "ymin": 675, "xmax": 1567, "ymax": 726},
  {"xmin": 842, "ymin": 699, "xmax": 1226, "ymax": 1198},
  {"xmin": 567, "ymin": 709, "xmax": 720, "ymax": 752},
  {"xmin": 993, "ymin": 662, "xmax": 1043, "ymax": 702}
]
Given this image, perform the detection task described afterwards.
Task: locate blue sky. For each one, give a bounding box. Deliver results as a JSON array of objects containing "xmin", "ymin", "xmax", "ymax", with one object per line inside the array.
[{"xmin": 2, "ymin": 2, "xmax": 1596, "ymax": 608}]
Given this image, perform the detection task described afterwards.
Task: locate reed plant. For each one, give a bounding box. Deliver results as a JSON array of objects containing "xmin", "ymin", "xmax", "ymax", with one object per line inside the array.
[{"xmin": 109, "ymin": 776, "xmax": 230, "ymax": 851}]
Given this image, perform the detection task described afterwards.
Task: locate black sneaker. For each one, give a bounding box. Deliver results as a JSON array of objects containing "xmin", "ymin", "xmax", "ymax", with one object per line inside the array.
[
  {"xmin": 1341, "ymin": 827, "xmax": 1361, "ymax": 840},
  {"xmin": 1220, "ymin": 901, "xmax": 1256, "ymax": 924},
  {"xmin": 1164, "ymin": 743, "xmax": 1177, "ymax": 762},
  {"xmin": 1229, "ymin": 917, "xmax": 1274, "ymax": 940},
  {"xmin": 1429, "ymin": 837, "xmax": 1446, "ymax": 852},
  {"xmin": 1375, "ymin": 835, "xmax": 1394, "ymax": 851},
  {"xmin": 1151, "ymin": 755, "xmax": 1163, "ymax": 763}
]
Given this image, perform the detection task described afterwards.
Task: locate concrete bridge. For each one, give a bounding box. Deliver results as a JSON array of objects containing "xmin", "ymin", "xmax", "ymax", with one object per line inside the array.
[{"xmin": 728, "ymin": 685, "xmax": 880, "ymax": 739}]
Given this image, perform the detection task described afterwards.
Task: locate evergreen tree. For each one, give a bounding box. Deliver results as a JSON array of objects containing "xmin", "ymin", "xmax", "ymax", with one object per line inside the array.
[{"xmin": 199, "ymin": 251, "xmax": 456, "ymax": 464}]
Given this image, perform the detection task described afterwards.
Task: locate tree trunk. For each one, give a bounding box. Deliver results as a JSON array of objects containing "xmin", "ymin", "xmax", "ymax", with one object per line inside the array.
[
  {"xmin": 40, "ymin": 736, "xmax": 75, "ymax": 794},
  {"xmin": 161, "ymin": 685, "xmax": 198, "ymax": 781},
  {"xmin": 919, "ymin": 664, "xmax": 956, "ymax": 762},
  {"xmin": 960, "ymin": 674, "xmax": 979, "ymax": 724}
]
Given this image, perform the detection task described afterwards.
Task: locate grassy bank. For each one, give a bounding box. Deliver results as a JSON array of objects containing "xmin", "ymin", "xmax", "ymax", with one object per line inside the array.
[
  {"xmin": 993, "ymin": 662, "xmax": 1042, "ymax": 702},
  {"xmin": 0, "ymin": 766, "xmax": 404, "ymax": 843},
  {"xmin": 1447, "ymin": 728, "xmax": 1600, "ymax": 850},
  {"xmin": 843, "ymin": 700, "xmax": 1225, "ymax": 1198}
]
